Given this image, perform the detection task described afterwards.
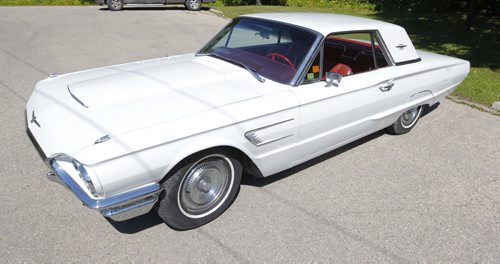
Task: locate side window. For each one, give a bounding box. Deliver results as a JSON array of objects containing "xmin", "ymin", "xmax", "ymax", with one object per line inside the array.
[
  {"xmin": 323, "ymin": 32, "xmax": 388, "ymax": 76},
  {"xmin": 302, "ymin": 31, "xmax": 389, "ymax": 84}
]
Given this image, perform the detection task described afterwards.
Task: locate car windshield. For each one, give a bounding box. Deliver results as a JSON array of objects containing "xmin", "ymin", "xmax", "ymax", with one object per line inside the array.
[{"xmin": 198, "ymin": 17, "xmax": 319, "ymax": 84}]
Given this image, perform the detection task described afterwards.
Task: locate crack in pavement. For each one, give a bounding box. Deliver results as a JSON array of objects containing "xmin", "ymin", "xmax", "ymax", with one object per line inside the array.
[
  {"xmin": 0, "ymin": 46, "xmax": 48, "ymax": 76},
  {"xmin": 258, "ymin": 187, "xmax": 408, "ymax": 262},
  {"xmin": 197, "ymin": 228, "xmax": 249, "ymax": 263},
  {"xmin": 0, "ymin": 81, "xmax": 27, "ymax": 103}
]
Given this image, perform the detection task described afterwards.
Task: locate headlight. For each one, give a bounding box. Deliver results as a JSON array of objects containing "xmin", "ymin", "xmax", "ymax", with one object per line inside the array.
[{"xmin": 72, "ymin": 159, "xmax": 99, "ymax": 196}]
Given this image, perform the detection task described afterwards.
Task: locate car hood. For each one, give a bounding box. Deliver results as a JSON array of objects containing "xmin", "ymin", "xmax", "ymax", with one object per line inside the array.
[{"xmin": 26, "ymin": 54, "xmax": 263, "ymax": 158}]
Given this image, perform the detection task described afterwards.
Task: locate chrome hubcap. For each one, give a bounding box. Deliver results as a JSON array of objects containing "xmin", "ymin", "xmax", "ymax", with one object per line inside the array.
[
  {"xmin": 188, "ymin": 0, "xmax": 200, "ymax": 9},
  {"xmin": 401, "ymin": 106, "xmax": 421, "ymax": 128},
  {"xmin": 179, "ymin": 155, "xmax": 233, "ymax": 217},
  {"xmin": 110, "ymin": 0, "xmax": 121, "ymax": 8}
]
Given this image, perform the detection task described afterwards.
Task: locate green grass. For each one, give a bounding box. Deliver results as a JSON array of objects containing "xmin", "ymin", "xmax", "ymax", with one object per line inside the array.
[
  {"xmin": 457, "ymin": 68, "xmax": 500, "ymax": 105},
  {"xmin": 207, "ymin": 4, "xmax": 500, "ymax": 106},
  {"xmin": 372, "ymin": 11, "xmax": 500, "ymax": 105}
]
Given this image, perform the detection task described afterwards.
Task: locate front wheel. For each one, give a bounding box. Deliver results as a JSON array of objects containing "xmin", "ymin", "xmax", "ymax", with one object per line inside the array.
[
  {"xmin": 107, "ymin": 0, "xmax": 124, "ymax": 11},
  {"xmin": 387, "ymin": 105, "xmax": 423, "ymax": 135},
  {"xmin": 156, "ymin": 152, "xmax": 242, "ymax": 230},
  {"xmin": 185, "ymin": 0, "xmax": 202, "ymax": 11}
]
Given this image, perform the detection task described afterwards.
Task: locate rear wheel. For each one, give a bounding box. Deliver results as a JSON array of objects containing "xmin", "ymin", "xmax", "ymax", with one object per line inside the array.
[
  {"xmin": 387, "ymin": 105, "xmax": 423, "ymax": 135},
  {"xmin": 185, "ymin": 0, "xmax": 202, "ymax": 11},
  {"xmin": 107, "ymin": 0, "xmax": 124, "ymax": 11},
  {"xmin": 156, "ymin": 151, "xmax": 242, "ymax": 230}
]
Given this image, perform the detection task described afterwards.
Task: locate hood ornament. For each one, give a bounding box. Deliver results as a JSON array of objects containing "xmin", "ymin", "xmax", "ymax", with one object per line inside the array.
[{"xmin": 30, "ymin": 110, "xmax": 41, "ymax": 127}]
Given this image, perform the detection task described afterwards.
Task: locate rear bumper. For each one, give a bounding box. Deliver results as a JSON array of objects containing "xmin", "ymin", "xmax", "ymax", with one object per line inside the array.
[{"xmin": 48, "ymin": 159, "xmax": 162, "ymax": 221}]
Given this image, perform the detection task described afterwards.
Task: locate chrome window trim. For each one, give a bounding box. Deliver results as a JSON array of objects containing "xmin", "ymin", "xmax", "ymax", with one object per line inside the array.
[{"xmin": 291, "ymin": 34, "xmax": 324, "ymax": 86}]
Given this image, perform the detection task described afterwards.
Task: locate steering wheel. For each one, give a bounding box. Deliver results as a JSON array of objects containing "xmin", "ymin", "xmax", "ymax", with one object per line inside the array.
[{"xmin": 265, "ymin": 53, "xmax": 296, "ymax": 70}]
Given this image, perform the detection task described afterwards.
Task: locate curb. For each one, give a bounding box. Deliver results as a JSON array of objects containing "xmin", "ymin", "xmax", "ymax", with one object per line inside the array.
[
  {"xmin": 207, "ymin": 8, "xmax": 229, "ymax": 19},
  {"xmin": 447, "ymin": 95, "xmax": 500, "ymax": 117}
]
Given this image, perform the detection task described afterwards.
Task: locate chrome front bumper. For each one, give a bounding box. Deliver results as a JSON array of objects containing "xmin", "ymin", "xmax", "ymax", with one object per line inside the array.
[
  {"xmin": 27, "ymin": 127, "xmax": 162, "ymax": 221},
  {"xmin": 47, "ymin": 159, "xmax": 162, "ymax": 221}
]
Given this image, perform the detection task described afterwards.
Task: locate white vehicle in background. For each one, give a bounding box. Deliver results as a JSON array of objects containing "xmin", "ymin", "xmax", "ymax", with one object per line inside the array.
[{"xmin": 26, "ymin": 13, "xmax": 469, "ymax": 230}]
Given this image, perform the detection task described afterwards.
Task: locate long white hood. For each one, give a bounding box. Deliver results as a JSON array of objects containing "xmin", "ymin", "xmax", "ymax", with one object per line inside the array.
[{"xmin": 26, "ymin": 54, "xmax": 263, "ymax": 158}]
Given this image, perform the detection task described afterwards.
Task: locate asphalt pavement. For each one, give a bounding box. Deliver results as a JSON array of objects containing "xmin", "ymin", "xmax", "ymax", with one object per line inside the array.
[{"xmin": 0, "ymin": 6, "xmax": 499, "ymax": 262}]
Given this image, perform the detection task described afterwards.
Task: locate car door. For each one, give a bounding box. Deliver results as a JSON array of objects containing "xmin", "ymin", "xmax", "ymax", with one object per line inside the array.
[{"xmin": 290, "ymin": 31, "xmax": 398, "ymax": 165}]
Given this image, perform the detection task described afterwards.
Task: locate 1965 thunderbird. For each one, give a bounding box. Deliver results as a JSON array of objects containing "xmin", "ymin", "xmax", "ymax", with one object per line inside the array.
[{"xmin": 26, "ymin": 13, "xmax": 469, "ymax": 230}]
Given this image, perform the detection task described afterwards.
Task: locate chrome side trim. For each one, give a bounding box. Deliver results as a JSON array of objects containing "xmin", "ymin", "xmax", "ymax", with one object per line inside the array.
[
  {"xmin": 48, "ymin": 160, "xmax": 162, "ymax": 221},
  {"xmin": 246, "ymin": 118, "xmax": 294, "ymax": 132},
  {"xmin": 244, "ymin": 118, "xmax": 294, "ymax": 147},
  {"xmin": 94, "ymin": 135, "xmax": 110, "ymax": 145},
  {"xmin": 67, "ymin": 85, "xmax": 89, "ymax": 108},
  {"xmin": 244, "ymin": 131, "xmax": 263, "ymax": 146},
  {"xmin": 254, "ymin": 134, "xmax": 293, "ymax": 146}
]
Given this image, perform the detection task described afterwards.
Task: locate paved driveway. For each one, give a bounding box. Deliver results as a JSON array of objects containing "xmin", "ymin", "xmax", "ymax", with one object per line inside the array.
[{"xmin": 0, "ymin": 7, "xmax": 499, "ymax": 262}]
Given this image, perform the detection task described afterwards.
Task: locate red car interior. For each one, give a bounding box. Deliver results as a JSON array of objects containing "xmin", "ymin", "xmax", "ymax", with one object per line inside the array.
[{"xmin": 324, "ymin": 37, "xmax": 388, "ymax": 75}]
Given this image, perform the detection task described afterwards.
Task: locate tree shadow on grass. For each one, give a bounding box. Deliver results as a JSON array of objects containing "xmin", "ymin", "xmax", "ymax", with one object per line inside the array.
[{"xmin": 368, "ymin": 11, "xmax": 500, "ymax": 70}]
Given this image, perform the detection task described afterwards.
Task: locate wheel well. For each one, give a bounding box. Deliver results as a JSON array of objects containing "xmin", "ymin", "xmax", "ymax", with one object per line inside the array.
[{"xmin": 160, "ymin": 146, "xmax": 263, "ymax": 184}]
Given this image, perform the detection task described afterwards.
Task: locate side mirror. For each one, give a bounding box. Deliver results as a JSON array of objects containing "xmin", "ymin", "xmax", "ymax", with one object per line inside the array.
[{"xmin": 325, "ymin": 72, "xmax": 342, "ymax": 87}]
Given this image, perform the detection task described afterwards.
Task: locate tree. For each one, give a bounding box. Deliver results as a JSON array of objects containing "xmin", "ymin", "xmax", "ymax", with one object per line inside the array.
[{"xmin": 465, "ymin": 0, "xmax": 478, "ymax": 31}]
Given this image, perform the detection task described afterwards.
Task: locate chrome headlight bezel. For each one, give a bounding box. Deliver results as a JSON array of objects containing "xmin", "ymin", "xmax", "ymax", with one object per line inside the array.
[{"xmin": 72, "ymin": 159, "xmax": 100, "ymax": 197}]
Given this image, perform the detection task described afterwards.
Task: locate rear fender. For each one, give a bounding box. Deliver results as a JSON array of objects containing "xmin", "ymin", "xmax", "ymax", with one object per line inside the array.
[{"xmin": 407, "ymin": 90, "xmax": 434, "ymax": 109}]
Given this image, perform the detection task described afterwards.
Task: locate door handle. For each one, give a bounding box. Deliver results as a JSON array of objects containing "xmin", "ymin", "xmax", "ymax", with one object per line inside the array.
[{"xmin": 379, "ymin": 82, "xmax": 394, "ymax": 92}]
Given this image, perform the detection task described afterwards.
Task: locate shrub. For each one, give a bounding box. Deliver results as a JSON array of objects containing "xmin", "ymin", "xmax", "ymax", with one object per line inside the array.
[
  {"xmin": 222, "ymin": 0, "xmax": 286, "ymax": 6},
  {"xmin": 286, "ymin": 0, "xmax": 373, "ymax": 9}
]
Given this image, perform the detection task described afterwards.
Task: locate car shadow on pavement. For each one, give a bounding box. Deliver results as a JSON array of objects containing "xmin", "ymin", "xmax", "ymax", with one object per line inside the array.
[
  {"xmin": 106, "ymin": 103, "xmax": 439, "ymax": 233},
  {"xmin": 106, "ymin": 209, "xmax": 165, "ymax": 234},
  {"xmin": 242, "ymin": 102, "xmax": 440, "ymax": 187}
]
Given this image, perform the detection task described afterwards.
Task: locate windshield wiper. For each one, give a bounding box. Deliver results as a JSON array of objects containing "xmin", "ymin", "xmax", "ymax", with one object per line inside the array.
[
  {"xmin": 237, "ymin": 61, "xmax": 265, "ymax": 83},
  {"xmin": 199, "ymin": 52, "xmax": 265, "ymax": 83}
]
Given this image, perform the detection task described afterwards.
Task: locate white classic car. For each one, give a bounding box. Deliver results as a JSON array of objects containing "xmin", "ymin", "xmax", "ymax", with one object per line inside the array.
[{"xmin": 26, "ymin": 13, "xmax": 469, "ymax": 230}]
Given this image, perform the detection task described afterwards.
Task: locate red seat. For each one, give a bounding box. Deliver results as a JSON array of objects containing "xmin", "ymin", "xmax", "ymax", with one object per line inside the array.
[
  {"xmin": 330, "ymin": 63, "xmax": 353, "ymax": 76},
  {"xmin": 320, "ymin": 63, "xmax": 353, "ymax": 81}
]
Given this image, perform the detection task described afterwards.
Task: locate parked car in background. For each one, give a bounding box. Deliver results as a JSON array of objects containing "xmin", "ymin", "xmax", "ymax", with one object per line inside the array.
[
  {"xmin": 97, "ymin": 0, "xmax": 215, "ymax": 11},
  {"xmin": 26, "ymin": 13, "xmax": 469, "ymax": 230}
]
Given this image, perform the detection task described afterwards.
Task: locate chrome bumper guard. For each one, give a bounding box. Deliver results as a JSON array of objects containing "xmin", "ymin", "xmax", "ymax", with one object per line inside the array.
[{"xmin": 48, "ymin": 160, "xmax": 162, "ymax": 221}]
